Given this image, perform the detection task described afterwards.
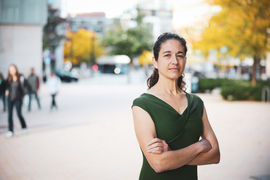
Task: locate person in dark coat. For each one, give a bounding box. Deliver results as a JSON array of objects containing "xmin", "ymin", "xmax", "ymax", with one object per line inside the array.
[
  {"xmin": 0, "ymin": 72, "xmax": 7, "ymax": 112},
  {"xmin": 27, "ymin": 68, "xmax": 41, "ymax": 111}
]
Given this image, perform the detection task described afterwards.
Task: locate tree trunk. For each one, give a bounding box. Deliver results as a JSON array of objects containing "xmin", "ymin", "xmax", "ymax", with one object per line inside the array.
[
  {"xmin": 237, "ymin": 64, "xmax": 242, "ymax": 79},
  {"xmin": 251, "ymin": 56, "xmax": 260, "ymax": 87}
]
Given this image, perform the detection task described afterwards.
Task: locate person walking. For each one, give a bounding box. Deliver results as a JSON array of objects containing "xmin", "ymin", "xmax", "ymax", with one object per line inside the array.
[
  {"xmin": 27, "ymin": 68, "xmax": 41, "ymax": 111},
  {"xmin": 46, "ymin": 72, "xmax": 61, "ymax": 110},
  {"xmin": 0, "ymin": 72, "xmax": 7, "ymax": 112},
  {"xmin": 5, "ymin": 65, "xmax": 28, "ymax": 138},
  {"xmin": 132, "ymin": 32, "xmax": 220, "ymax": 179}
]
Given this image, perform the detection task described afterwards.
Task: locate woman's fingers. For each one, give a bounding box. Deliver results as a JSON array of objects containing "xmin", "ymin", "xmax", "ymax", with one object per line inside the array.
[
  {"xmin": 147, "ymin": 138, "xmax": 169, "ymax": 154},
  {"xmin": 148, "ymin": 147, "xmax": 163, "ymax": 154},
  {"xmin": 147, "ymin": 142, "xmax": 164, "ymax": 150},
  {"xmin": 199, "ymin": 139, "xmax": 212, "ymax": 153},
  {"xmin": 147, "ymin": 138, "xmax": 161, "ymax": 146}
]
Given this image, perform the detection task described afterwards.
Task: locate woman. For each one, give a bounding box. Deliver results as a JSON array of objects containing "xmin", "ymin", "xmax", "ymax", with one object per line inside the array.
[
  {"xmin": 5, "ymin": 65, "xmax": 28, "ymax": 138},
  {"xmin": 132, "ymin": 32, "xmax": 220, "ymax": 179}
]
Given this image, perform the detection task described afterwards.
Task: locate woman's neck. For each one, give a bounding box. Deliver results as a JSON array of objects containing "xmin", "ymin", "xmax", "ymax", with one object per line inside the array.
[
  {"xmin": 12, "ymin": 75, "xmax": 18, "ymax": 81},
  {"xmin": 154, "ymin": 75, "xmax": 181, "ymax": 96}
]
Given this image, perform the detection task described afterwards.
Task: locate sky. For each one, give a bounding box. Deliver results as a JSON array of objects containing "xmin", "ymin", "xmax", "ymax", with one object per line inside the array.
[{"xmin": 66, "ymin": 0, "xmax": 139, "ymax": 18}]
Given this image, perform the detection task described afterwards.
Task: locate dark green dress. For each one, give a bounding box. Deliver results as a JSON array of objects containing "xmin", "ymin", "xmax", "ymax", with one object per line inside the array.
[{"xmin": 132, "ymin": 93, "xmax": 204, "ymax": 180}]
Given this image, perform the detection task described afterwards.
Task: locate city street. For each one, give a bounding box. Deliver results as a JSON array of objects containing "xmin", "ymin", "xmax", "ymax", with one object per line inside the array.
[{"xmin": 0, "ymin": 71, "xmax": 270, "ymax": 180}]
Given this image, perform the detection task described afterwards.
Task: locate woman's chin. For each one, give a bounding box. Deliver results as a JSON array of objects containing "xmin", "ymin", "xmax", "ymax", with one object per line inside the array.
[{"xmin": 168, "ymin": 76, "xmax": 180, "ymax": 81}]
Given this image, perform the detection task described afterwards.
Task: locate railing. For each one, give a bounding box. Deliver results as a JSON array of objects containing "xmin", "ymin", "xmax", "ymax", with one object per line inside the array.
[{"xmin": 262, "ymin": 86, "xmax": 270, "ymax": 102}]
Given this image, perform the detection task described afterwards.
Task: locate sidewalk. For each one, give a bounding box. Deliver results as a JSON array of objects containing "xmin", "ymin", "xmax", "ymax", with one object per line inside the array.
[{"xmin": 0, "ymin": 78, "xmax": 269, "ymax": 180}]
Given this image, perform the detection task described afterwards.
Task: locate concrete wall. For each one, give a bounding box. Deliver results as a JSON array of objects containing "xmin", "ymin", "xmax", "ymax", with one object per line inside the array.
[{"xmin": 0, "ymin": 25, "xmax": 42, "ymax": 79}]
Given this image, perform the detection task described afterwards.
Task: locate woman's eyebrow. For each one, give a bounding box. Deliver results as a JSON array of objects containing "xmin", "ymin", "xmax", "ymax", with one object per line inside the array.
[
  {"xmin": 163, "ymin": 51, "xmax": 184, "ymax": 54},
  {"xmin": 163, "ymin": 51, "xmax": 171, "ymax": 54},
  {"xmin": 177, "ymin": 51, "xmax": 184, "ymax": 54}
]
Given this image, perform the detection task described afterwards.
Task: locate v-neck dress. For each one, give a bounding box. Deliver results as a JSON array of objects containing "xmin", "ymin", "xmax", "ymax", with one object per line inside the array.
[{"xmin": 132, "ymin": 92, "xmax": 204, "ymax": 180}]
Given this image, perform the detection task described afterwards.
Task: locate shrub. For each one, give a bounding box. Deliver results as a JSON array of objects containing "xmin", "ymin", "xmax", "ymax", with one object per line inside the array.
[
  {"xmin": 198, "ymin": 78, "xmax": 225, "ymax": 92},
  {"xmin": 221, "ymin": 80, "xmax": 251, "ymax": 100},
  {"xmin": 199, "ymin": 78, "xmax": 270, "ymax": 101}
]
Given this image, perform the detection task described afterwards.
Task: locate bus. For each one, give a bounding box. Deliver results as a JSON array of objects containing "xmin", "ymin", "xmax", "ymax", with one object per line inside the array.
[{"xmin": 97, "ymin": 55, "xmax": 130, "ymax": 74}]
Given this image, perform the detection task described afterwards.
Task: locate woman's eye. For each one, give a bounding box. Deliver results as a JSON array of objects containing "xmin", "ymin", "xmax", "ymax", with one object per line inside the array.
[
  {"xmin": 165, "ymin": 54, "xmax": 170, "ymax": 57},
  {"xmin": 177, "ymin": 55, "xmax": 184, "ymax": 58}
]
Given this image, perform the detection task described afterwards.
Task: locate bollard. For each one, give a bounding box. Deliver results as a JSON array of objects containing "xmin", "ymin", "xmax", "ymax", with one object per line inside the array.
[{"xmin": 261, "ymin": 86, "xmax": 270, "ymax": 103}]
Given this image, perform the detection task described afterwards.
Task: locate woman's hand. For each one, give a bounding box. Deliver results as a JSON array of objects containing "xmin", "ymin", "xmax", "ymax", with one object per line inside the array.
[
  {"xmin": 199, "ymin": 138, "xmax": 212, "ymax": 153},
  {"xmin": 147, "ymin": 138, "xmax": 170, "ymax": 154},
  {"xmin": 5, "ymin": 90, "xmax": 9, "ymax": 96}
]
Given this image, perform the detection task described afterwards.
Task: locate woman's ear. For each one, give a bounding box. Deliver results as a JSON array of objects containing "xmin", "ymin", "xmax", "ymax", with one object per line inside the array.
[{"xmin": 152, "ymin": 57, "xmax": 158, "ymax": 69}]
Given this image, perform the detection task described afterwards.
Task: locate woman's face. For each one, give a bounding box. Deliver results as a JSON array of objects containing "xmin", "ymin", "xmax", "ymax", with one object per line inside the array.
[
  {"xmin": 9, "ymin": 65, "xmax": 17, "ymax": 76},
  {"xmin": 153, "ymin": 39, "xmax": 186, "ymax": 80}
]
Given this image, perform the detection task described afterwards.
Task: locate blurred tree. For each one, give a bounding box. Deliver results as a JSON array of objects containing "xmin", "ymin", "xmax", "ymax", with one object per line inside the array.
[
  {"xmin": 139, "ymin": 50, "xmax": 153, "ymax": 65},
  {"xmin": 99, "ymin": 8, "xmax": 153, "ymax": 63},
  {"xmin": 64, "ymin": 28, "xmax": 104, "ymax": 65},
  {"xmin": 193, "ymin": 0, "xmax": 270, "ymax": 86},
  {"xmin": 43, "ymin": 5, "xmax": 66, "ymax": 55}
]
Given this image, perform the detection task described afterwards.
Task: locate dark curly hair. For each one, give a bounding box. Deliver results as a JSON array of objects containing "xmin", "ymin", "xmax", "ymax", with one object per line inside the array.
[{"xmin": 147, "ymin": 32, "xmax": 187, "ymax": 90}]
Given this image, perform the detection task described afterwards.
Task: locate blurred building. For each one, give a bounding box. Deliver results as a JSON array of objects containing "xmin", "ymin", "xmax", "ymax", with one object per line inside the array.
[
  {"xmin": 138, "ymin": 0, "xmax": 173, "ymax": 41},
  {"xmin": 68, "ymin": 12, "xmax": 108, "ymax": 36},
  {"xmin": 0, "ymin": 0, "xmax": 47, "ymax": 77}
]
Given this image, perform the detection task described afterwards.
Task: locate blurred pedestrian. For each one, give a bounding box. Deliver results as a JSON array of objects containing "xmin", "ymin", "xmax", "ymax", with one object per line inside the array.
[
  {"xmin": 0, "ymin": 72, "xmax": 7, "ymax": 112},
  {"xmin": 27, "ymin": 68, "xmax": 41, "ymax": 111},
  {"xmin": 46, "ymin": 72, "xmax": 61, "ymax": 110},
  {"xmin": 5, "ymin": 65, "xmax": 28, "ymax": 138}
]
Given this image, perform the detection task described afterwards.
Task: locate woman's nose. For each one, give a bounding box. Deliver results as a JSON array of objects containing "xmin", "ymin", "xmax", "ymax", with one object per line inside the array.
[{"xmin": 171, "ymin": 55, "xmax": 178, "ymax": 64}]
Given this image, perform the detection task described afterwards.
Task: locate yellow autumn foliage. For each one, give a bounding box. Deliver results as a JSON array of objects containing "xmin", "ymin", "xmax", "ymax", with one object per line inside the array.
[
  {"xmin": 193, "ymin": 0, "xmax": 270, "ymax": 60},
  {"xmin": 138, "ymin": 50, "xmax": 153, "ymax": 65},
  {"xmin": 64, "ymin": 28, "xmax": 104, "ymax": 65}
]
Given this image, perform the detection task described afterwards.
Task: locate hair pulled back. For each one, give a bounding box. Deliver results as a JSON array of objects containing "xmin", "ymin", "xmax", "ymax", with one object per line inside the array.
[{"xmin": 147, "ymin": 32, "xmax": 187, "ymax": 90}]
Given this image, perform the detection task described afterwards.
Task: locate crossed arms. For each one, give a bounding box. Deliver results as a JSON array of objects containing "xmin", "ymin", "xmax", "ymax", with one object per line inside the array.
[{"xmin": 132, "ymin": 105, "xmax": 220, "ymax": 173}]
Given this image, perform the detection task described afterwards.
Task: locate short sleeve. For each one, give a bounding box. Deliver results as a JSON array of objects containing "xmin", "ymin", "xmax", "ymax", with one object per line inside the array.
[{"xmin": 132, "ymin": 95, "xmax": 149, "ymax": 114}]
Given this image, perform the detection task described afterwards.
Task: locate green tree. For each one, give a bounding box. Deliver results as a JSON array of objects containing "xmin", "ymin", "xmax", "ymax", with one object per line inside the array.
[
  {"xmin": 99, "ymin": 7, "xmax": 153, "ymax": 62},
  {"xmin": 43, "ymin": 5, "xmax": 66, "ymax": 54},
  {"xmin": 193, "ymin": 0, "xmax": 270, "ymax": 86}
]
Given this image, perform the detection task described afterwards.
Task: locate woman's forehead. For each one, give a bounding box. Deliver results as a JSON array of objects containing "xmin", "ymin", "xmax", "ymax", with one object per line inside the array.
[{"xmin": 160, "ymin": 39, "xmax": 184, "ymax": 53}]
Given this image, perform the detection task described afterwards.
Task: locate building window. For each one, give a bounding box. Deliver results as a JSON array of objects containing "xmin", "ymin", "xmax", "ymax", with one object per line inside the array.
[{"xmin": 98, "ymin": 20, "xmax": 103, "ymax": 25}]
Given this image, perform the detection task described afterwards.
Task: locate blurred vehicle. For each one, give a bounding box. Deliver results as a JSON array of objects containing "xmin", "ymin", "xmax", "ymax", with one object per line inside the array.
[
  {"xmin": 55, "ymin": 69, "xmax": 79, "ymax": 82},
  {"xmin": 97, "ymin": 55, "xmax": 130, "ymax": 74}
]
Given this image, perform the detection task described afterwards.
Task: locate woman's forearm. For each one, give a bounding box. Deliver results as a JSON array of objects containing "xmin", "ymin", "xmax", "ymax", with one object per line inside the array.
[
  {"xmin": 150, "ymin": 142, "xmax": 204, "ymax": 173},
  {"xmin": 186, "ymin": 145, "xmax": 220, "ymax": 165}
]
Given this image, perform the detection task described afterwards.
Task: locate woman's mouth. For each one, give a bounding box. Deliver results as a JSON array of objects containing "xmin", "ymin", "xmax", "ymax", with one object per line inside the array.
[{"xmin": 169, "ymin": 68, "xmax": 179, "ymax": 72}]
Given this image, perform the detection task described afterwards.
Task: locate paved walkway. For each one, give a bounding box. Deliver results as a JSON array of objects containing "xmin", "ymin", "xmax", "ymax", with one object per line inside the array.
[{"xmin": 0, "ymin": 76, "xmax": 269, "ymax": 180}]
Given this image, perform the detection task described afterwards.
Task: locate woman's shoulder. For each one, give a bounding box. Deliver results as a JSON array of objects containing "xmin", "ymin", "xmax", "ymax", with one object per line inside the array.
[
  {"xmin": 132, "ymin": 93, "xmax": 148, "ymax": 107},
  {"xmin": 186, "ymin": 92, "xmax": 204, "ymax": 106},
  {"xmin": 133, "ymin": 93, "xmax": 157, "ymax": 111}
]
